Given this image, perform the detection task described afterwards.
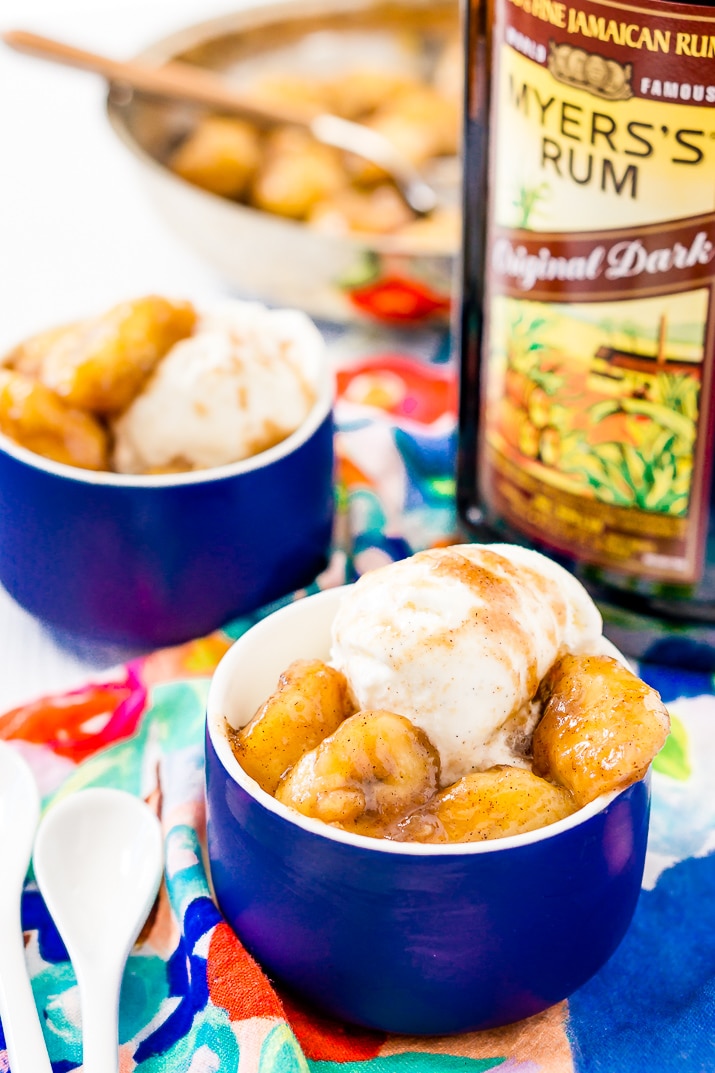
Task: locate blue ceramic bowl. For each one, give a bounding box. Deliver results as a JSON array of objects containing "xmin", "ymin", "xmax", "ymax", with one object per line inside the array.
[
  {"xmin": 0, "ymin": 377, "xmax": 334, "ymax": 649},
  {"xmin": 205, "ymin": 587, "xmax": 651, "ymax": 1036}
]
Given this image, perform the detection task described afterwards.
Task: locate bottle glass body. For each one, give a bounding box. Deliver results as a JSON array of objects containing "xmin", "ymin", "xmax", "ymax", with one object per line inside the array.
[{"xmin": 458, "ymin": 0, "xmax": 715, "ymax": 665}]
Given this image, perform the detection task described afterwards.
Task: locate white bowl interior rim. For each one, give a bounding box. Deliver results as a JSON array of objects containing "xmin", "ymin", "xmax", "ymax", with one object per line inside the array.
[
  {"xmin": 0, "ymin": 359, "xmax": 333, "ymax": 488},
  {"xmin": 206, "ymin": 585, "xmax": 623, "ymax": 857}
]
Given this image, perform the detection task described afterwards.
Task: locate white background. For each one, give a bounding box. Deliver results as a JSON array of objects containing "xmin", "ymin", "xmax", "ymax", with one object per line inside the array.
[{"xmin": 0, "ymin": 0, "xmax": 256, "ymax": 707}]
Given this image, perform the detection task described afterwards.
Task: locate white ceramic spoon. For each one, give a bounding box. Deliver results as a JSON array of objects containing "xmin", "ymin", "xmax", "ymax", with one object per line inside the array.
[
  {"xmin": 0, "ymin": 742, "xmax": 53, "ymax": 1073},
  {"xmin": 33, "ymin": 788, "xmax": 163, "ymax": 1073}
]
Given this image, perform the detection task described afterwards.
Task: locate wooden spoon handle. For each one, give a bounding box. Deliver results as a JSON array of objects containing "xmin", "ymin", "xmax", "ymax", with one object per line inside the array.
[
  {"xmin": 3, "ymin": 28, "xmax": 439, "ymax": 215},
  {"xmin": 2, "ymin": 28, "xmax": 317, "ymax": 127}
]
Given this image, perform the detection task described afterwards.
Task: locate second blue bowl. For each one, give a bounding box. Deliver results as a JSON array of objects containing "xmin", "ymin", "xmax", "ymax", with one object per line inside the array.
[{"xmin": 0, "ymin": 382, "xmax": 334, "ymax": 648}]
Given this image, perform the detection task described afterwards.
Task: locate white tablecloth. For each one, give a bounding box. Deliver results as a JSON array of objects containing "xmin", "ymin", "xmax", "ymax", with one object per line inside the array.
[{"xmin": 0, "ymin": 0, "xmax": 252, "ymax": 708}]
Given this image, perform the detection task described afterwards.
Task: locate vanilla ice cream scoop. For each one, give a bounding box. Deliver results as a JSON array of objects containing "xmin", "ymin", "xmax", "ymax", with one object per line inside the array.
[
  {"xmin": 330, "ymin": 543, "xmax": 604, "ymax": 785},
  {"xmin": 112, "ymin": 300, "xmax": 325, "ymax": 474}
]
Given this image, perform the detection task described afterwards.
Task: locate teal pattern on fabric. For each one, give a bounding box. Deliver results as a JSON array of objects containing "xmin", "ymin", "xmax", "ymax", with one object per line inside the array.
[
  {"xmin": 136, "ymin": 1003, "xmax": 240, "ymax": 1073},
  {"xmin": 4, "ymin": 343, "xmax": 715, "ymax": 1072},
  {"xmin": 308, "ymin": 1056, "xmax": 506, "ymax": 1073},
  {"xmin": 165, "ymin": 824, "xmax": 213, "ymax": 925},
  {"xmin": 261, "ymin": 1024, "xmax": 312, "ymax": 1073}
]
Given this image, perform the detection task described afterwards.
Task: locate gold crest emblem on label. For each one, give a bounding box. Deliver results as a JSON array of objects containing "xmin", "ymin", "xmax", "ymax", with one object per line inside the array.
[{"xmin": 547, "ymin": 41, "xmax": 633, "ymax": 99}]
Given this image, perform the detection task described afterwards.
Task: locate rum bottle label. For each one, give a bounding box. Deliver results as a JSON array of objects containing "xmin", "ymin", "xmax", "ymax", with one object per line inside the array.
[{"xmin": 480, "ymin": 0, "xmax": 715, "ymax": 582}]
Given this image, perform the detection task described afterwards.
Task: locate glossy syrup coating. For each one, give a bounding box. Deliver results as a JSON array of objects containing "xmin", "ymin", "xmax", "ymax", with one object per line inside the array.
[
  {"xmin": 19, "ymin": 296, "xmax": 197, "ymax": 415},
  {"xmin": 532, "ymin": 653, "xmax": 670, "ymax": 806},
  {"xmin": 169, "ymin": 116, "xmax": 262, "ymax": 199},
  {"xmin": 229, "ymin": 659, "xmax": 354, "ymax": 795},
  {"xmin": 388, "ymin": 766, "xmax": 576, "ymax": 843},
  {"xmin": 165, "ymin": 58, "xmax": 461, "ymax": 243},
  {"xmin": 352, "ymin": 83, "xmax": 460, "ymax": 184},
  {"xmin": 4, "ymin": 322, "xmax": 82, "ymax": 379},
  {"xmin": 275, "ymin": 709, "xmax": 441, "ymax": 837},
  {"xmin": 230, "ymin": 646, "xmax": 670, "ymax": 842},
  {"xmin": 0, "ymin": 368, "xmax": 109, "ymax": 471},
  {"xmin": 250, "ymin": 128, "xmax": 346, "ymax": 221}
]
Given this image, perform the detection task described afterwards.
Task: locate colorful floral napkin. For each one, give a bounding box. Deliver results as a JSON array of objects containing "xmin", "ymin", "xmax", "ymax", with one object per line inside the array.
[{"xmin": 1, "ymin": 329, "xmax": 714, "ymax": 1073}]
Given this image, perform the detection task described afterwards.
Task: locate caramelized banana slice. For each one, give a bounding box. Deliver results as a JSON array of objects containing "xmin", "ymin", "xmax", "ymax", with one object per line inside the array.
[
  {"xmin": 37, "ymin": 296, "xmax": 197, "ymax": 414},
  {"xmin": 326, "ymin": 71, "xmax": 419, "ymax": 121},
  {"xmin": 3, "ymin": 322, "xmax": 82, "ymax": 379},
  {"xmin": 169, "ymin": 117, "xmax": 262, "ymax": 199},
  {"xmin": 276, "ymin": 710, "xmax": 440, "ymax": 837},
  {"xmin": 250, "ymin": 128, "xmax": 345, "ymax": 220},
  {"xmin": 532, "ymin": 653, "xmax": 670, "ymax": 806},
  {"xmin": 350, "ymin": 86, "xmax": 459, "ymax": 186},
  {"xmin": 0, "ymin": 368, "xmax": 109, "ymax": 470},
  {"xmin": 309, "ymin": 185, "xmax": 415, "ymax": 236},
  {"xmin": 230, "ymin": 659, "xmax": 353, "ymax": 795},
  {"xmin": 249, "ymin": 74, "xmax": 332, "ymax": 114},
  {"xmin": 390, "ymin": 766, "xmax": 576, "ymax": 843}
]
